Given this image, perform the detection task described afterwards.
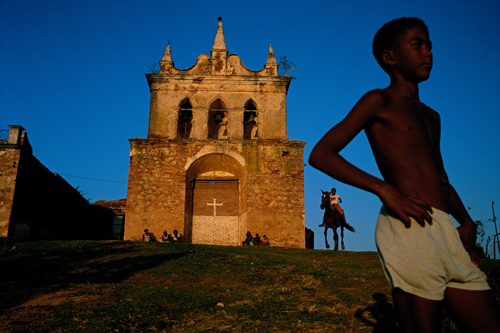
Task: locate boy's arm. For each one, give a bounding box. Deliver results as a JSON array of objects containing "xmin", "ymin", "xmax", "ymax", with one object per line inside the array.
[
  {"xmin": 433, "ymin": 122, "xmax": 478, "ymax": 264},
  {"xmin": 449, "ymin": 184, "xmax": 479, "ymax": 265},
  {"xmin": 309, "ymin": 90, "xmax": 432, "ymax": 226}
]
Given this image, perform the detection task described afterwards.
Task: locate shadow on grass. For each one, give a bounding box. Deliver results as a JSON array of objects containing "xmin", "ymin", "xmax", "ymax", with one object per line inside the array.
[
  {"xmin": 354, "ymin": 292, "xmax": 399, "ymax": 333},
  {"xmin": 0, "ymin": 239, "xmax": 187, "ymax": 313}
]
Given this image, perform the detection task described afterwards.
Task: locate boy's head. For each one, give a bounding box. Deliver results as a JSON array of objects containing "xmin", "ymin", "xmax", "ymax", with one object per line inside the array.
[{"xmin": 373, "ymin": 17, "xmax": 429, "ymax": 74}]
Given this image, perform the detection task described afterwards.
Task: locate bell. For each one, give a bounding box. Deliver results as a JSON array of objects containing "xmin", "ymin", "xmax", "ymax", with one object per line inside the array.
[
  {"xmin": 180, "ymin": 110, "xmax": 192, "ymax": 122},
  {"xmin": 213, "ymin": 112, "xmax": 223, "ymax": 123},
  {"xmin": 245, "ymin": 112, "xmax": 256, "ymax": 124}
]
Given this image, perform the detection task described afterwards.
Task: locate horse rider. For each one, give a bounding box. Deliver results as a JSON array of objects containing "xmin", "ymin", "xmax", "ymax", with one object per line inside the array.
[{"xmin": 319, "ymin": 188, "xmax": 347, "ymax": 227}]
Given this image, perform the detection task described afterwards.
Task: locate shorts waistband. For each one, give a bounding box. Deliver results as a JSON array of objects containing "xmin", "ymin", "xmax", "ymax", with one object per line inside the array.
[
  {"xmin": 428, "ymin": 207, "xmax": 449, "ymax": 219},
  {"xmin": 381, "ymin": 205, "xmax": 450, "ymax": 219}
]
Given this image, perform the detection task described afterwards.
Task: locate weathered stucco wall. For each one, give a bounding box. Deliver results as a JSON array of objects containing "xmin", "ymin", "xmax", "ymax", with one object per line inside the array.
[
  {"xmin": 125, "ymin": 139, "xmax": 305, "ymax": 247},
  {"xmin": 146, "ymin": 75, "xmax": 290, "ymax": 141}
]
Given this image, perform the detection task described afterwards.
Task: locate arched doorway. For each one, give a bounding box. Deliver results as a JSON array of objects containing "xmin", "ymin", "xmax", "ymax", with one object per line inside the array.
[{"xmin": 185, "ymin": 153, "xmax": 246, "ymax": 246}]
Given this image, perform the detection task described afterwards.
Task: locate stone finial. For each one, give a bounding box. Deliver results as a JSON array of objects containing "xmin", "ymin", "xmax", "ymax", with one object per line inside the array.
[
  {"xmin": 266, "ymin": 44, "xmax": 277, "ymax": 64},
  {"xmin": 159, "ymin": 43, "xmax": 174, "ymax": 74},
  {"xmin": 212, "ymin": 17, "xmax": 227, "ymax": 50},
  {"xmin": 264, "ymin": 43, "xmax": 278, "ymax": 76},
  {"xmin": 161, "ymin": 44, "xmax": 173, "ymax": 62}
]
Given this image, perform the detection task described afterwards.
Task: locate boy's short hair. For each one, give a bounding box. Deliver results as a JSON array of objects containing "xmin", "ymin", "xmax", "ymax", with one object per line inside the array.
[{"xmin": 373, "ymin": 17, "xmax": 429, "ymax": 73}]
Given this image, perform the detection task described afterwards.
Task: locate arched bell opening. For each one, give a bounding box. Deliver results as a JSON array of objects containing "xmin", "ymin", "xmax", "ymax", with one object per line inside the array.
[
  {"xmin": 243, "ymin": 101, "xmax": 258, "ymax": 140},
  {"xmin": 208, "ymin": 99, "xmax": 228, "ymax": 139},
  {"xmin": 177, "ymin": 99, "xmax": 193, "ymax": 139}
]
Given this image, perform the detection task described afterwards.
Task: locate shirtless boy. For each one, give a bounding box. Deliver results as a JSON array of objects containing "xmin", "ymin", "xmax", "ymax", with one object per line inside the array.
[{"xmin": 309, "ymin": 17, "xmax": 500, "ymax": 332}]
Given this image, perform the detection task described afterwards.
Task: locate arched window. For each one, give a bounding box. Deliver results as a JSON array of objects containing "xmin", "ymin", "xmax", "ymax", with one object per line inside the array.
[
  {"xmin": 243, "ymin": 101, "xmax": 258, "ymax": 140},
  {"xmin": 208, "ymin": 99, "xmax": 228, "ymax": 139},
  {"xmin": 178, "ymin": 100, "xmax": 192, "ymax": 139}
]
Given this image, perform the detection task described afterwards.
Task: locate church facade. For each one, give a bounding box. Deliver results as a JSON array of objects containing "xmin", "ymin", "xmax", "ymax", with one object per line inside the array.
[{"xmin": 124, "ymin": 18, "xmax": 306, "ymax": 247}]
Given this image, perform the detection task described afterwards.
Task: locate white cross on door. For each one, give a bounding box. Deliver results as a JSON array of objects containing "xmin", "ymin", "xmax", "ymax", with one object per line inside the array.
[{"xmin": 207, "ymin": 198, "xmax": 223, "ymax": 216}]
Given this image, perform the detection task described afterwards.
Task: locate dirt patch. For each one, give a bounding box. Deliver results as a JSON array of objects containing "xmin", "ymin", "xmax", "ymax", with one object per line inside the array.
[
  {"xmin": 0, "ymin": 307, "xmax": 53, "ymax": 333},
  {"xmin": 0, "ymin": 289, "xmax": 99, "ymax": 333},
  {"xmin": 20, "ymin": 289, "xmax": 83, "ymax": 307}
]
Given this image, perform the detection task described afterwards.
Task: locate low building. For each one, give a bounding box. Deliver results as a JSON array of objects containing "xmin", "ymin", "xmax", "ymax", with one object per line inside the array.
[
  {"xmin": 91, "ymin": 199, "xmax": 126, "ymax": 240},
  {"xmin": 0, "ymin": 125, "xmax": 113, "ymax": 240}
]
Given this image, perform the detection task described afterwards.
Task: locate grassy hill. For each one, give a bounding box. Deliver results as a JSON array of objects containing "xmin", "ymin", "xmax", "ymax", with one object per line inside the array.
[{"xmin": 1, "ymin": 239, "xmax": 499, "ymax": 332}]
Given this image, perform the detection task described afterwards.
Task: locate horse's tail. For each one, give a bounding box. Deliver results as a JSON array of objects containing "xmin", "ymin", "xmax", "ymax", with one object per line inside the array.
[{"xmin": 344, "ymin": 222, "xmax": 356, "ymax": 233}]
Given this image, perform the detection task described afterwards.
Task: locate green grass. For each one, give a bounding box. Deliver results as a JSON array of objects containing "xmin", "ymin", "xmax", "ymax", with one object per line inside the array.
[{"xmin": 0, "ymin": 238, "xmax": 499, "ymax": 332}]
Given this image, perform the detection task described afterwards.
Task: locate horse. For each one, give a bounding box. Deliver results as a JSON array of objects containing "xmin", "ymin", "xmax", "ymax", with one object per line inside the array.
[{"xmin": 320, "ymin": 190, "xmax": 355, "ymax": 250}]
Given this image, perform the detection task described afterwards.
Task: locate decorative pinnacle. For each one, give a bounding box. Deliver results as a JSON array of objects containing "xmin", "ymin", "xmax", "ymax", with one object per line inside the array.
[
  {"xmin": 161, "ymin": 44, "xmax": 172, "ymax": 62},
  {"xmin": 212, "ymin": 17, "xmax": 226, "ymax": 50},
  {"xmin": 266, "ymin": 43, "xmax": 277, "ymax": 64}
]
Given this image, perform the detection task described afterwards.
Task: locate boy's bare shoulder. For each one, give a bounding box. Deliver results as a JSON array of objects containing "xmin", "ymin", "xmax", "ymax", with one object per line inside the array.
[
  {"xmin": 346, "ymin": 89, "xmax": 391, "ymax": 123},
  {"xmin": 355, "ymin": 89, "xmax": 391, "ymax": 111},
  {"xmin": 424, "ymin": 103, "xmax": 441, "ymax": 120},
  {"xmin": 365, "ymin": 88, "xmax": 389, "ymax": 99}
]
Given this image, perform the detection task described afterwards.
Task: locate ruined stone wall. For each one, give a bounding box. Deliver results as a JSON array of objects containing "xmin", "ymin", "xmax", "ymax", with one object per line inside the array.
[
  {"xmin": 11, "ymin": 151, "xmax": 89, "ymax": 239},
  {"xmin": 0, "ymin": 126, "xmax": 112, "ymax": 240},
  {"xmin": 125, "ymin": 139, "xmax": 305, "ymax": 248},
  {"xmin": 0, "ymin": 144, "xmax": 20, "ymax": 237}
]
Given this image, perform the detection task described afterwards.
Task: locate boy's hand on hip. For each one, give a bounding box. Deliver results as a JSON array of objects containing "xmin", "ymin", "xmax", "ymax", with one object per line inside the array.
[
  {"xmin": 379, "ymin": 184, "xmax": 433, "ymax": 228},
  {"xmin": 457, "ymin": 221, "xmax": 479, "ymax": 266}
]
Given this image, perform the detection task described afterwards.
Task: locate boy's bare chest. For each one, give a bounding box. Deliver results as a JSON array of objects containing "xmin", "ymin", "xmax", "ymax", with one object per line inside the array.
[{"xmin": 377, "ymin": 101, "xmax": 439, "ymax": 143}]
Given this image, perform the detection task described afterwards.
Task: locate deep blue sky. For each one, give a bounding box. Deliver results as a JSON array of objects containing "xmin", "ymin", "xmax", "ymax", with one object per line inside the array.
[{"xmin": 1, "ymin": 0, "xmax": 499, "ymax": 252}]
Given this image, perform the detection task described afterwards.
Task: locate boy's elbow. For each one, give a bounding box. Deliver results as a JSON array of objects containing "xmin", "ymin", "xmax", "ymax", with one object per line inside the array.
[
  {"xmin": 308, "ymin": 154, "xmax": 316, "ymax": 168},
  {"xmin": 308, "ymin": 148, "xmax": 321, "ymax": 169}
]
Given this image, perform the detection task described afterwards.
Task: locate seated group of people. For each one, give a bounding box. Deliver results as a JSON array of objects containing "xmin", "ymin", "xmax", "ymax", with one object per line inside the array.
[
  {"xmin": 145, "ymin": 229, "xmax": 269, "ymax": 246},
  {"xmin": 142, "ymin": 229, "xmax": 182, "ymax": 243},
  {"xmin": 242, "ymin": 231, "xmax": 270, "ymax": 246},
  {"xmin": 161, "ymin": 229, "xmax": 182, "ymax": 243}
]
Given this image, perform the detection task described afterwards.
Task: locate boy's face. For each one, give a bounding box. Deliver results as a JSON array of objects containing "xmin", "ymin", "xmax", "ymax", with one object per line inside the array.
[{"xmin": 388, "ymin": 25, "xmax": 432, "ymax": 82}]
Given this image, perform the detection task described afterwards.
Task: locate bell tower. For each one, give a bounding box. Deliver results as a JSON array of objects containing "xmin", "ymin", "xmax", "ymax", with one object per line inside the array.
[{"xmin": 125, "ymin": 18, "xmax": 306, "ymax": 248}]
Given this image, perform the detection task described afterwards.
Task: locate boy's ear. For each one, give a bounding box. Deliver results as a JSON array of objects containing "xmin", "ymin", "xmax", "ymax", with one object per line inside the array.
[{"xmin": 382, "ymin": 50, "xmax": 396, "ymax": 66}]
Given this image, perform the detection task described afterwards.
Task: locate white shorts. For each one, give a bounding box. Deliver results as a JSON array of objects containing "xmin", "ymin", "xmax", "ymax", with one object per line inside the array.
[{"xmin": 375, "ymin": 206, "xmax": 489, "ymax": 301}]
